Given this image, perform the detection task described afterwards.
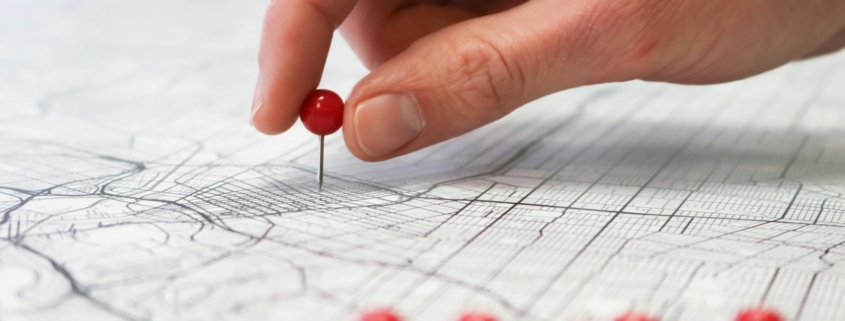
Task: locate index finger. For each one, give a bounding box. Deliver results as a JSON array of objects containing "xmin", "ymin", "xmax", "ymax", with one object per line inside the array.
[{"xmin": 251, "ymin": 0, "xmax": 358, "ymax": 134}]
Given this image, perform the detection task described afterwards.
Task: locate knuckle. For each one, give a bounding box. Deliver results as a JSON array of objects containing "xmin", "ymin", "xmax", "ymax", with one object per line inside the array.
[
  {"xmin": 302, "ymin": 0, "xmax": 345, "ymax": 28},
  {"xmin": 562, "ymin": 0, "xmax": 679, "ymax": 77},
  {"xmin": 437, "ymin": 33, "xmax": 526, "ymax": 120}
]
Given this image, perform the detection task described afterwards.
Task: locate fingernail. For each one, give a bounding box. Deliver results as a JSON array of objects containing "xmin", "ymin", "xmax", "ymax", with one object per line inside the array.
[
  {"xmin": 249, "ymin": 78, "xmax": 263, "ymax": 127},
  {"xmin": 354, "ymin": 93, "xmax": 424, "ymax": 158}
]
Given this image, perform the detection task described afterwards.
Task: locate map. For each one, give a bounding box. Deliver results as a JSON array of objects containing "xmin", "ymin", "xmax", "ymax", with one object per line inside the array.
[{"xmin": 2, "ymin": 1, "xmax": 845, "ymax": 321}]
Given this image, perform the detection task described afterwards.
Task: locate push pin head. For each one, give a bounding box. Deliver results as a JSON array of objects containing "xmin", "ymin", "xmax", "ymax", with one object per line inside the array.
[
  {"xmin": 458, "ymin": 311, "xmax": 498, "ymax": 321},
  {"xmin": 358, "ymin": 309, "xmax": 402, "ymax": 321},
  {"xmin": 299, "ymin": 89, "xmax": 344, "ymax": 191},
  {"xmin": 734, "ymin": 307, "xmax": 784, "ymax": 321},
  {"xmin": 614, "ymin": 312, "xmax": 660, "ymax": 321}
]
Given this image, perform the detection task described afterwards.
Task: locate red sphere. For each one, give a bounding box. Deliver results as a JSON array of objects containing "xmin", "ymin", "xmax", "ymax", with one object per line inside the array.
[
  {"xmin": 359, "ymin": 309, "xmax": 402, "ymax": 321},
  {"xmin": 614, "ymin": 312, "xmax": 660, "ymax": 321},
  {"xmin": 735, "ymin": 307, "xmax": 785, "ymax": 321},
  {"xmin": 299, "ymin": 89, "xmax": 344, "ymax": 135},
  {"xmin": 458, "ymin": 311, "xmax": 498, "ymax": 321}
]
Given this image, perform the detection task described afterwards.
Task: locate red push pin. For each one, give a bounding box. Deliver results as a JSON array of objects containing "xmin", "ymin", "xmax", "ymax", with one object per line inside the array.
[
  {"xmin": 735, "ymin": 307, "xmax": 785, "ymax": 321},
  {"xmin": 613, "ymin": 312, "xmax": 660, "ymax": 321},
  {"xmin": 359, "ymin": 308, "xmax": 403, "ymax": 321},
  {"xmin": 458, "ymin": 311, "xmax": 498, "ymax": 321},
  {"xmin": 299, "ymin": 89, "xmax": 344, "ymax": 191}
]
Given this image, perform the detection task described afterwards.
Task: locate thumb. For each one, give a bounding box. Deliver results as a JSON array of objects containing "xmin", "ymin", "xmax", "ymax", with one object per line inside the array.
[{"xmin": 341, "ymin": 1, "xmax": 657, "ymax": 161}]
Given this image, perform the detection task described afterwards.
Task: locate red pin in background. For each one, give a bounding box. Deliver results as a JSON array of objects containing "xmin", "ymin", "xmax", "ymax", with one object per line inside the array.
[
  {"xmin": 457, "ymin": 311, "xmax": 498, "ymax": 321},
  {"xmin": 299, "ymin": 89, "xmax": 344, "ymax": 191},
  {"xmin": 735, "ymin": 307, "xmax": 785, "ymax": 321},
  {"xmin": 359, "ymin": 309, "xmax": 403, "ymax": 321},
  {"xmin": 614, "ymin": 312, "xmax": 660, "ymax": 321}
]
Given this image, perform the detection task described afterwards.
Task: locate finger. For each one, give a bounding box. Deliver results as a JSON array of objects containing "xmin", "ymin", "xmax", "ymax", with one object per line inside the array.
[
  {"xmin": 341, "ymin": 1, "xmax": 476, "ymax": 69},
  {"xmin": 341, "ymin": 0, "xmax": 659, "ymax": 161},
  {"xmin": 341, "ymin": 0, "xmax": 530, "ymax": 70},
  {"xmin": 251, "ymin": 0, "xmax": 358, "ymax": 135},
  {"xmin": 802, "ymin": 27, "xmax": 845, "ymax": 59},
  {"xmin": 447, "ymin": 0, "xmax": 527, "ymax": 16}
]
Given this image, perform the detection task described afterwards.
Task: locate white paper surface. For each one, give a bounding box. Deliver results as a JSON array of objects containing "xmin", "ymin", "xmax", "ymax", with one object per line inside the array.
[{"xmin": 2, "ymin": 1, "xmax": 845, "ymax": 321}]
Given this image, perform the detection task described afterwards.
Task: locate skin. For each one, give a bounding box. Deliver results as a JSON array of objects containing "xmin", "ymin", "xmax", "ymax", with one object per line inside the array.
[{"xmin": 251, "ymin": 0, "xmax": 845, "ymax": 161}]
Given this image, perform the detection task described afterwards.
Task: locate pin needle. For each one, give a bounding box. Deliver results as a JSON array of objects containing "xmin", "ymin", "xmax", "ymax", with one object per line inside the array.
[
  {"xmin": 318, "ymin": 135, "xmax": 324, "ymax": 191},
  {"xmin": 299, "ymin": 89, "xmax": 344, "ymax": 192}
]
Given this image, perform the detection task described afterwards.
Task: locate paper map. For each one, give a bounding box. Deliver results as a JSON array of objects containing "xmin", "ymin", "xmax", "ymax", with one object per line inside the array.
[{"xmin": 2, "ymin": 1, "xmax": 845, "ymax": 321}]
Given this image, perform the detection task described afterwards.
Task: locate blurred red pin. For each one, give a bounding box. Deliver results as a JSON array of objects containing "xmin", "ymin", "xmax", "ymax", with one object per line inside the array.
[
  {"xmin": 359, "ymin": 309, "xmax": 402, "ymax": 321},
  {"xmin": 458, "ymin": 311, "xmax": 498, "ymax": 321},
  {"xmin": 735, "ymin": 307, "xmax": 785, "ymax": 321},
  {"xmin": 614, "ymin": 312, "xmax": 660, "ymax": 321}
]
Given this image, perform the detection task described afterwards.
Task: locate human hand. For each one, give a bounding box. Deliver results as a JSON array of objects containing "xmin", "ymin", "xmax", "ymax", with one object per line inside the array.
[{"xmin": 250, "ymin": 0, "xmax": 845, "ymax": 161}]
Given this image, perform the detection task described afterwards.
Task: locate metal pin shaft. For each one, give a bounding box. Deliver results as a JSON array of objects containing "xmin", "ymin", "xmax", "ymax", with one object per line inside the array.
[{"xmin": 318, "ymin": 135, "xmax": 324, "ymax": 192}]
